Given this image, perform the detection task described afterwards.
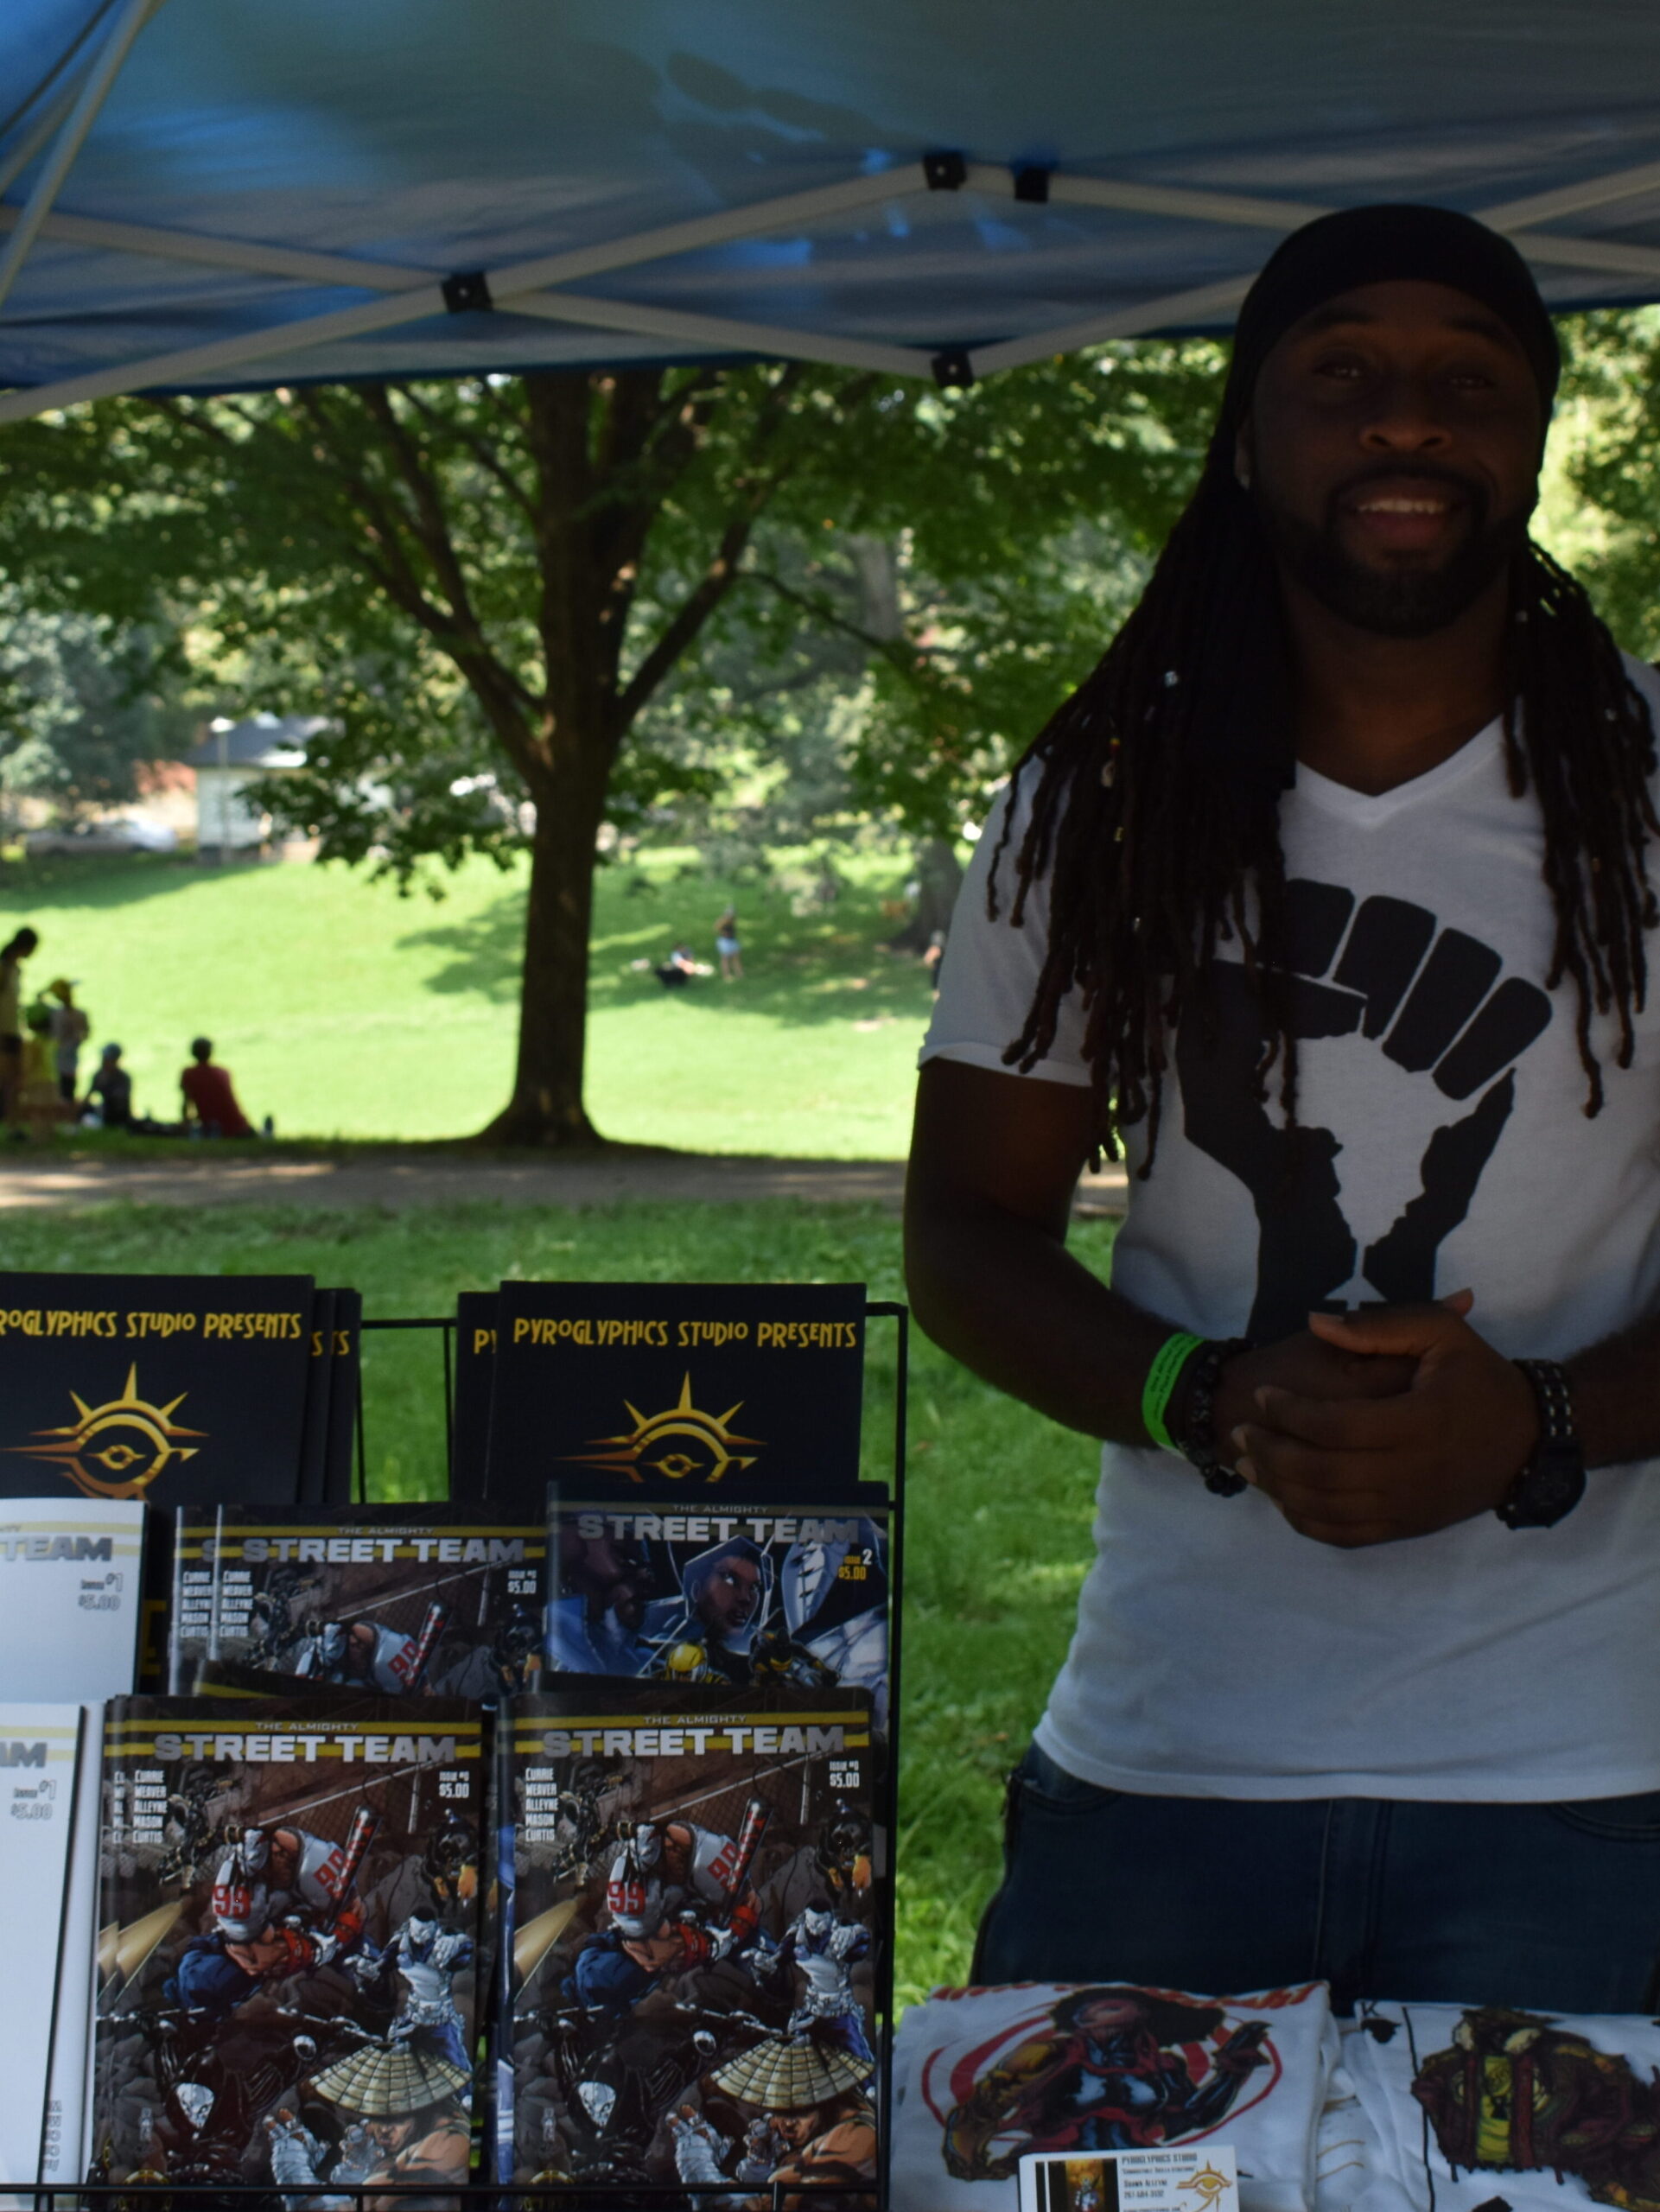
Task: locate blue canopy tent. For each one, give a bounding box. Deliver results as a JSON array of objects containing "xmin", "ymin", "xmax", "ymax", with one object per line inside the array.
[{"xmin": 4, "ymin": 0, "xmax": 1660, "ymax": 422}]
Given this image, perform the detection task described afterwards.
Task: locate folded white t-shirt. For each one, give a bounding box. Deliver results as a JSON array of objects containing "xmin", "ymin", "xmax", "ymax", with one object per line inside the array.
[
  {"xmin": 1345, "ymin": 2000, "xmax": 1660, "ymax": 2212},
  {"xmin": 893, "ymin": 1980, "xmax": 1339, "ymax": 2212}
]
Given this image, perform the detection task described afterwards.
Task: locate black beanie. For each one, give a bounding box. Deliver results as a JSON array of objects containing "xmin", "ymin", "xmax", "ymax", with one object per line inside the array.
[{"xmin": 1216, "ymin": 202, "xmax": 1560, "ymax": 442}]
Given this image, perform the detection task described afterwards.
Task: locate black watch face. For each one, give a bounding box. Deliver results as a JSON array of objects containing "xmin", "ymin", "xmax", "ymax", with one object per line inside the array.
[{"xmin": 1506, "ymin": 1446, "xmax": 1587, "ymax": 1529}]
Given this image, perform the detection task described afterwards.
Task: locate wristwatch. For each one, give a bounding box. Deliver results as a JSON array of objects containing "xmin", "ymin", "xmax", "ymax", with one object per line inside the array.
[{"xmin": 1497, "ymin": 1359, "xmax": 1586, "ymax": 1529}]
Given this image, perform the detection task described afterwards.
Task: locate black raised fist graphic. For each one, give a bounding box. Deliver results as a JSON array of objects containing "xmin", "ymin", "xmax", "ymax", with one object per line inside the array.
[{"xmin": 1173, "ymin": 878, "xmax": 1551, "ymax": 1342}]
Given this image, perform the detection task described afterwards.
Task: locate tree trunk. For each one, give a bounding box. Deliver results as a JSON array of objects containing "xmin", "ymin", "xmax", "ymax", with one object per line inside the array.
[
  {"xmin": 888, "ymin": 835, "xmax": 964, "ymax": 953},
  {"xmin": 476, "ymin": 760, "xmax": 607, "ymax": 1147}
]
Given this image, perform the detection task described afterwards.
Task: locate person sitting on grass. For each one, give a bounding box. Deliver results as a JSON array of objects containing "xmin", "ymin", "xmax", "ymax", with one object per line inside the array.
[
  {"xmin": 84, "ymin": 1041, "xmax": 133, "ymax": 1130},
  {"xmin": 180, "ymin": 1035, "xmax": 253, "ymax": 1137},
  {"xmin": 18, "ymin": 1004, "xmax": 69, "ymax": 1142},
  {"xmin": 654, "ymin": 943, "xmax": 700, "ymax": 990}
]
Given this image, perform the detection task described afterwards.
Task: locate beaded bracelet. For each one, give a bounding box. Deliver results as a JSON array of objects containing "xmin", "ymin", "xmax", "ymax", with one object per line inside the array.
[{"xmin": 1173, "ymin": 1337, "xmax": 1254, "ymax": 1495}]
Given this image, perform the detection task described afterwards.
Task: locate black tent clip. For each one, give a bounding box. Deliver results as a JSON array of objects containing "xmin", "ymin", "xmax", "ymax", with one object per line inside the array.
[
  {"xmin": 1014, "ymin": 165, "xmax": 1053, "ymax": 203},
  {"xmin": 932, "ymin": 347, "xmax": 976, "ymax": 390},
  {"xmin": 442, "ymin": 270, "xmax": 493, "ymax": 314},
  {"xmin": 923, "ymin": 149, "xmax": 969, "ymax": 191}
]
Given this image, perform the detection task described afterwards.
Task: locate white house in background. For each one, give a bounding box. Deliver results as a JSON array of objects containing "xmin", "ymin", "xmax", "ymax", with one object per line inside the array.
[{"xmin": 188, "ymin": 714, "xmax": 328, "ymax": 853}]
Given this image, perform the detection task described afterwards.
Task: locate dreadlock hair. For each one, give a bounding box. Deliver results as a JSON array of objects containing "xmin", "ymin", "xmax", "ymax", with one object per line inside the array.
[{"xmin": 987, "ymin": 446, "xmax": 1660, "ymax": 1173}]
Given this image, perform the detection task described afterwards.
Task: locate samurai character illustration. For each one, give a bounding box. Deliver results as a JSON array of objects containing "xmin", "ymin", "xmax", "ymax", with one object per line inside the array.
[
  {"xmin": 291, "ymin": 1604, "xmax": 448, "ymax": 1694},
  {"xmin": 165, "ymin": 1809, "xmax": 378, "ymax": 2021},
  {"xmin": 567, "ymin": 1800, "xmax": 771, "ymax": 2017},
  {"xmin": 355, "ymin": 1913, "xmax": 475, "ymax": 2072},
  {"xmin": 712, "ymin": 2037, "xmax": 878, "ymax": 2212},
  {"xmin": 265, "ymin": 2040, "xmax": 471, "ymax": 2211},
  {"xmin": 944, "ymin": 1988, "xmax": 1271, "ymax": 2182},
  {"xmin": 639, "ymin": 1536, "xmax": 773, "ymax": 1683},
  {"xmin": 762, "ymin": 1902, "xmax": 874, "ymax": 2064},
  {"xmin": 1413, "ymin": 2007, "xmax": 1660, "ymax": 2209}
]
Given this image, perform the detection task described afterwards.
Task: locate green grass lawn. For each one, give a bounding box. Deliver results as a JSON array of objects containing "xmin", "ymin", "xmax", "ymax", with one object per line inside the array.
[
  {"xmin": 0, "ymin": 847, "xmax": 936, "ymax": 1154},
  {"xmin": 1, "ymin": 1196, "xmax": 1115, "ymax": 2008}
]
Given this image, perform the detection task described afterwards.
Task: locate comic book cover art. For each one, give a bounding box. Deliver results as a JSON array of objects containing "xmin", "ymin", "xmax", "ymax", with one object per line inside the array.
[
  {"xmin": 87, "ymin": 1696, "xmax": 486, "ymax": 2196},
  {"xmin": 488, "ymin": 1281, "xmax": 867, "ymax": 1513},
  {"xmin": 502, "ymin": 1683, "xmax": 881, "ymax": 2206},
  {"xmin": 549, "ymin": 1498, "xmax": 889, "ymax": 1731},
  {"xmin": 0, "ymin": 1273, "xmax": 315, "ymax": 1507},
  {"xmin": 175, "ymin": 1505, "xmax": 545, "ymax": 1700}
]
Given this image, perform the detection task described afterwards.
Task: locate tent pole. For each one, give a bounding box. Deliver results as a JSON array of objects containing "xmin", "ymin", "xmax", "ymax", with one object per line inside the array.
[
  {"xmin": 0, "ymin": 0, "xmax": 162, "ymax": 315},
  {"xmin": 510, "ymin": 292, "xmax": 928, "ymax": 378},
  {"xmin": 0, "ymin": 162, "xmax": 925, "ymax": 422}
]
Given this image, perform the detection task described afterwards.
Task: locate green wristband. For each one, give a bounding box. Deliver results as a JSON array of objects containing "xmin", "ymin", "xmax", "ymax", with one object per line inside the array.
[{"xmin": 1142, "ymin": 1331, "xmax": 1205, "ymax": 1451}]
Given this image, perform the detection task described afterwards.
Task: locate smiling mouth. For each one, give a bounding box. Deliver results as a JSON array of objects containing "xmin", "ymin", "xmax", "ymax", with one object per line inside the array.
[{"xmin": 1353, "ymin": 495, "xmax": 1454, "ymax": 515}]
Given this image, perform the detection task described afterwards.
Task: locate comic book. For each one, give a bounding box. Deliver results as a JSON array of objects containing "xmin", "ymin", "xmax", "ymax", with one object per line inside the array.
[
  {"xmin": 86, "ymin": 1695, "xmax": 487, "ymax": 2192},
  {"xmin": 549, "ymin": 1495, "xmax": 891, "ymax": 1732},
  {"xmin": 40, "ymin": 1700, "xmax": 103, "ymax": 2191},
  {"xmin": 323, "ymin": 1290, "xmax": 363, "ymax": 1505},
  {"xmin": 0, "ymin": 1273, "xmax": 315, "ymax": 1507},
  {"xmin": 451, "ymin": 1291, "xmax": 498, "ymax": 1503},
  {"xmin": 296, "ymin": 1289, "xmax": 337, "ymax": 1504},
  {"xmin": 499, "ymin": 1680, "xmax": 882, "ymax": 2202},
  {"xmin": 0, "ymin": 1703, "xmax": 87, "ymax": 2200},
  {"xmin": 0, "ymin": 1499, "xmax": 147, "ymax": 1699},
  {"xmin": 487, "ymin": 1281, "xmax": 868, "ymax": 1512},
  {"xmin": 169, "ymin": 1503, "xmax": 546, "ymax": 1702}
]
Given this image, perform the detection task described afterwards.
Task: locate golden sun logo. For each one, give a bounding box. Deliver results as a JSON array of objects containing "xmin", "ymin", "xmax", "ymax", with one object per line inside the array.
[
  {"xmin": 1179, "ymin": 2163, "xmax": 1233, "ymax": 2212},
  {"xmin": 560, "ymin": 1373, "xmax": 765, "ymax": 1486},
  {"xmin": 7, "ymin": 1365, "xmax": 205, "ymax": 1500}
]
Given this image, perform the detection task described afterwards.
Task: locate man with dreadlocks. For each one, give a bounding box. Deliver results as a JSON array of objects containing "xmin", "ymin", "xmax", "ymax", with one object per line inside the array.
[{"xmin": 907, "ymin": 203, "xmax": 1660, "ymax": 2012}]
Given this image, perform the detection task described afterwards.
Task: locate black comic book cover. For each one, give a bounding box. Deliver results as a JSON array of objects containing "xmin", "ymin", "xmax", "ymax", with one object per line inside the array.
[
  {"xmin": 550, "ymin": 1496, "xmax": 890, "ymax": 1733},
  {"xmin": 500, "ymin": 1681, "xmax": 881, "ymax": 2205},
  {"xmin": 487, "ymin": 1281, "xmax": 867, "ymax": 1514},
  {"xmin": 452, "ymin": 1291, "xmax": 498, "ymax": 1503},
  {"xmin": 181, "ymin": 1503, "xmax": 545, "ymax": 1702},
  {"xmin": 87, "ymin": 1695, "xmax": 486, "ymax": 2194},
  {"xmin": 323, "ymin": 1290, "xmax": 363, "ymax": 1506},
  {"xmin": 0, "ymin": 1273, "xmax": 315, "ymax": 1507},
  {"xmin": 296, "ymin": 1289, "xmax": 337, "ymax": 1504}
]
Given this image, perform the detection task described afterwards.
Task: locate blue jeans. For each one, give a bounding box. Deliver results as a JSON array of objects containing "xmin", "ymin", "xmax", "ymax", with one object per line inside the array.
[{"xmin": 974, "ymin": 1742, "xmax": 1660, "ymax": 2013}]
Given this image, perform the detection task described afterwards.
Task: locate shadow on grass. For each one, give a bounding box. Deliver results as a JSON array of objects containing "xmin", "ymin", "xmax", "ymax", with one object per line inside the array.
[
  {"xmin": 398, "ymin": 872, "xmax": 939, "ymax": 1031},
  {"xmin": 0, "ymin": 851, "xmax": 261, "ymax": 912}
]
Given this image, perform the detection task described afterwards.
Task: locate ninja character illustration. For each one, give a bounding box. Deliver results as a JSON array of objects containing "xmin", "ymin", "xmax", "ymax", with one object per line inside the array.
[
  {"xmin": 164, "ymin": 1809, "xmax": 378, "ymax": 2020},
  {"xmin": 760, "ymin": 1901, "xmax": 874, "ymax": 2064},
  {"xmin": 291, "ymin": 1603, "xmax": 448, "ymax": 1694},
  {"xmin": 775, "ymin": 1521, "xmax": 889, "ymax": 1726},
  {"xmin": 640, "ymin": 1536, "xmax": 773, "ymax": 1683},
  {"xmin": 1413, "ymin": 2006, "xmax": 1660, "ymax": 2210},
  {"xmin": 944, "ymin": 1987, "xmax": 1271, "ymax": 2182},
  {"xmin": 566, "ymin": 1799, "xmax": 771, "ymax": 2017},
  {"xmin": 353, "ymin": 1912, "xmax": 475, "ymax": 2071}
]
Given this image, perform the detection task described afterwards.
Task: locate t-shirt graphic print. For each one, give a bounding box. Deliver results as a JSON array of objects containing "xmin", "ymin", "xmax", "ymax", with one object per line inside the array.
[{"xmin": 1175, "ymin": 878, "xmax": 1552, "ymax": 1340}]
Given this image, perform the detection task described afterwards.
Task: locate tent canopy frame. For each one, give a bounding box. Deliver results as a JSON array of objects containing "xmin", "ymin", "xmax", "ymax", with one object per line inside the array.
[{"xmin": 9, "ymin": 4, "xmax": 1660, "ymax": 422}]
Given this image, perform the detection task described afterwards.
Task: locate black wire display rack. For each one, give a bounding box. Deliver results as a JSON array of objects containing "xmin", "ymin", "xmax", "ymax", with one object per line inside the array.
[{"xmin": 59, "ymin": 1297, "xmax": 911, "ymax": 2212}]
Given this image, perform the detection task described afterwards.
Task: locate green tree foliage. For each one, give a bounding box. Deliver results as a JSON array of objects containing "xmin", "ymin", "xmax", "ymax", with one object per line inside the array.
[
  {"xmin": 0, "ymin": 594, "xmax": 194, "ymax": 824},
  {"xmin": 0, "ymin": 345, "xmax": 1223, "ymax": 1143},
  {"xmin": 1552, "ymin": 309, "xmax": 1660, "ymax": 658}
]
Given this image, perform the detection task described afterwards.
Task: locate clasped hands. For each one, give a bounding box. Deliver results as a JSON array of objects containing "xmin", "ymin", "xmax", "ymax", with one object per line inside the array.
[{"xmin": 1213, "ymin": 1294, "xmax": 1539, "ymax": 1548}]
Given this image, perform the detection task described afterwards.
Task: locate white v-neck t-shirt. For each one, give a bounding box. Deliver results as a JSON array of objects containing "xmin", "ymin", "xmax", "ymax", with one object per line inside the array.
[{"xmin": 921, "ymin": 657, "xmax": 1660, "ymax": 1800}]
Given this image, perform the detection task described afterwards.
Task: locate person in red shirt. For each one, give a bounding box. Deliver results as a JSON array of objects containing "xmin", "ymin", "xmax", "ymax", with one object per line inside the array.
[{"xmin": 180, "ymin": 1035, "xmax": 254, "ymax": 1137}]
